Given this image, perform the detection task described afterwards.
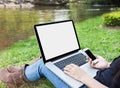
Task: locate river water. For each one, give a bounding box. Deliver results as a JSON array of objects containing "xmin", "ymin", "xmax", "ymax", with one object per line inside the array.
[{"xmin": 0, "ymin": 3, "xmax": 115, "ymax": 51}]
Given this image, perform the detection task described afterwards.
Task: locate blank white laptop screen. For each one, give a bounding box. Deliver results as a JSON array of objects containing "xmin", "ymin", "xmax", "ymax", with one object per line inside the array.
[{"xmin": 36, "ymin": 21, "xmax": 80, "ymax": 61}]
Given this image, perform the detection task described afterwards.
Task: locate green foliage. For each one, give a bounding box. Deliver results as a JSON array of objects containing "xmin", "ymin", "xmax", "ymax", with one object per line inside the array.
[
  {"xmin": 86, "ymin": 0, "xmax": 111, "ymax": 5},
  {"xmin": 103, "ymin": 11, "xmax": 120, "ymax": 26},
  {"xmin": 75, "ymin": 16, "xmax": 120, "ymax": 62},
  {"xmin": 116, "ymin": 8, "xmax": 120, "ymax": 11}
]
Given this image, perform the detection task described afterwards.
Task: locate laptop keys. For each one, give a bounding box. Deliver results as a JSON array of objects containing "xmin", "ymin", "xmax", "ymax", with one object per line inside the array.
[{"xmin": 54, "ymin": 53, "xmax": 87, "ymax": 70}]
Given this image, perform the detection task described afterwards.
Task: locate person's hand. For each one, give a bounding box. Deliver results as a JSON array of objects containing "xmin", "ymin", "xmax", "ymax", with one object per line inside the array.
[
  {"xmin": 64, "ymin": 64, "xmax": 89, "ymax": 82},
  {"xmin": 88, "ymin": 55, "xmax": 110, "ymax": 69},
  {"xmin": 64, "ymin": 64, "xmax": 108, "ymax": 88}
]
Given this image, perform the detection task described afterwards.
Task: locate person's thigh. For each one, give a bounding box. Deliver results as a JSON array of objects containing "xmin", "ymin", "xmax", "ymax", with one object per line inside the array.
[{"xmin": 25, "ymin": 59, "xmax": 70, "ymax": 88}]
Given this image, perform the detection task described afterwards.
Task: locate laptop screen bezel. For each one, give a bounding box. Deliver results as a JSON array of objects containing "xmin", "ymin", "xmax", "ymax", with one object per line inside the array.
[{"xmin": 34, "ymin": 20, "xmax": 81, "ymax": 63}]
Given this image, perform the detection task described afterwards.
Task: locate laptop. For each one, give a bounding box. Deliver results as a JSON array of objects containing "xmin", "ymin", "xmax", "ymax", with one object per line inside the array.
[{"xmin": 34, "ymin": 20, "xmax": 98, "ymax": 88}]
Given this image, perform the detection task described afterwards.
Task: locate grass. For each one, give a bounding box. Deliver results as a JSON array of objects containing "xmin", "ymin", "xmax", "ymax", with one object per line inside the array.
[
  {"xmin": 0, "ymin": 15, "xmax": 120, "ymax": 88},
  {"xmin": 75, "ymin": 16, "xmax": 120, "ymax": 61}
]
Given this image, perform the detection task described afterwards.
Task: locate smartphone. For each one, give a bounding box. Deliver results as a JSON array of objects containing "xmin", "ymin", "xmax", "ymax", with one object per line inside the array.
[{"xmin": 84, "ymin": 48, "xmax": 98, "ymax": 63}]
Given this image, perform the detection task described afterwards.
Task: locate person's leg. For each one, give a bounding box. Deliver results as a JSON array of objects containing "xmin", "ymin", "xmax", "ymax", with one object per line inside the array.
[
  {"xmin": 80, "ymin": 85, "xmax": 88, "ymax": 88},
  {"xmin": 25, "ymin": 59, "xmax": 70, "ymax": 88}
]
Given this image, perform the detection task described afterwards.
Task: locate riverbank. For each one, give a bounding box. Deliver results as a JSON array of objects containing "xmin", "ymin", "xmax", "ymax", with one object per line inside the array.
[
  {"xmin": 0, "ymin": 16, "xmax": 120, "ymax": 88},
  {"xmin": 0, "ymin": 2, "xmax": 34, "ymax": 9}
]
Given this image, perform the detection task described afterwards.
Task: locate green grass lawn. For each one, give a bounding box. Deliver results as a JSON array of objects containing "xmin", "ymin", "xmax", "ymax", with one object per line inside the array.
[{"xmin": 0, "ymin": 16, "xmax": 120, "ymax": 88}]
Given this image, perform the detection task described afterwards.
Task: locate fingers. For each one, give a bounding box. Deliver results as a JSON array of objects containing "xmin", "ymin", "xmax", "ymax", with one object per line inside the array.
[
  {"xmin": 85, "ymin": 56, "xmax": 96, "ymax": 67},
  {"xmin": 95, "ymin": 55, "xmax": 103, "ymax": 60},
  {"xmin": 94, "ymin": 55, "xmax": 100, "ymax": 60},
  {"xmin": 87, "ymin": 57, "xmax": 93, "ymax": 65},
  {"xmin": 64, "ymin": 64, "xmax": 78, "ymax": 72},
  {"xmin": 64, "ymin": 64, "xmax": 76, "ymax": 71},
  {"xmin": 64, "ymin": 64, "xmax": 75, "ymax": 76},
  {"xmin": 64, "ymin": 64, "xmax": 87, "ymax": 82},
  {"xmin": 87, "ymin": 55, "xmax": 99, "ymax": 66},
  {"xmin": 88, "ymin": 59, "xmax": 99, "ymax": 68}
]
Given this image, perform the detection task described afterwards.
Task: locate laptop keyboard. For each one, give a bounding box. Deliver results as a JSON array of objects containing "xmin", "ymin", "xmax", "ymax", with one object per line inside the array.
[{"xmin": 54, "ymin": 53, "xmax": 87, "ymax": 70}]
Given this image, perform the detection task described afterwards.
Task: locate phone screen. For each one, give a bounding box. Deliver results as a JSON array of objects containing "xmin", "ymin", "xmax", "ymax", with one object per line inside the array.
[{"xmin": 85, "ymin": 49, "xmax": 96, "ymax": 60}]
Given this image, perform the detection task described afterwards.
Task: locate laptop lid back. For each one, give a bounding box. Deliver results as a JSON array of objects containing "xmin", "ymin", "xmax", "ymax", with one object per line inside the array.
[{"xmin": 34, "ymin": 20, "xmax": 81, "ymax": 63}]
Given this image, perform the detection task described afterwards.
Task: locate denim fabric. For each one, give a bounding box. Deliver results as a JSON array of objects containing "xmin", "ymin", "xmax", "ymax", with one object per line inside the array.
[
  {"xmin": 80, "ymin": 85, "xmax": 88, "ymax": 88},
  {"xmin": 25, "ymin": 59, "xmax": 70, "ymax": 88}
]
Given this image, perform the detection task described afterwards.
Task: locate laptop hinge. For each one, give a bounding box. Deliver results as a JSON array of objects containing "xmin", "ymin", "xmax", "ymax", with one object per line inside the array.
[{"xmin": 49, "ymin": 50, "xmax": 80, "ymax": 63}]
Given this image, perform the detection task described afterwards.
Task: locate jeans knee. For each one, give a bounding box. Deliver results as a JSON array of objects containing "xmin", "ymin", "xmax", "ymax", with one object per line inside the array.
[{"xmin": 37, "ymin": 59, "xmax": 46, "ymax": 76}]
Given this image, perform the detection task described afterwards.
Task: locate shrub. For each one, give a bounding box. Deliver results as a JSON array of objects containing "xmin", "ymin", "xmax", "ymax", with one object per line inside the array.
[
  {"xmin": 103, "ymin": 11, "xmax": 120, "ymax": 26},
  {"xmin": 86, "ymin": 0, "xmax": 111, "ymax": 5}
]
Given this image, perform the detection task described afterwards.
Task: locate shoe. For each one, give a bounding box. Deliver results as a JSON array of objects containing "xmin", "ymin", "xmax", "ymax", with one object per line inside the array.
[
  {"xmin": 7, "ymin": 65, "xmax": 20, "ymax": 73},
  {"xmin": 0, "ymin": 66, "xmax": 29, "ymax": 88}
]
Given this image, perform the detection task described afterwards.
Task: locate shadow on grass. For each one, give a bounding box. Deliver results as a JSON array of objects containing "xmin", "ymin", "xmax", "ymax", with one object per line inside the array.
[{"xmin": 0, "ymin": 78, "xmax": 54, "ymax": 88}]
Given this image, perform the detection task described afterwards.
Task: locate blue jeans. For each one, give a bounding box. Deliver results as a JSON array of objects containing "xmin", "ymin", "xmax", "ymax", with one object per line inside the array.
[{"xmin": 25, "ymin": 59, "xmax": 87, "ymax": 88}]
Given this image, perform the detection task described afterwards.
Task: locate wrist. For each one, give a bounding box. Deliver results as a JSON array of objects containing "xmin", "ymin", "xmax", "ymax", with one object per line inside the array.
[
  {"xmin": 79, "ymin": 74, "xmax": 92, "ymax": 84},
  {"xmin": 106, "ymin": 62, "xmax": 110, "ymax": 68}
]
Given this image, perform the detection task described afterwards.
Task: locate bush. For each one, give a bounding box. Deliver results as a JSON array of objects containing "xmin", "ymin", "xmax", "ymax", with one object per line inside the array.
[
  {"xmin": 86, "ymin": 0, "xmax": 111, "ymax": 5},
  {"xmin": 103, "ymin": 11, "xmax": 120, "ymax": 26}
]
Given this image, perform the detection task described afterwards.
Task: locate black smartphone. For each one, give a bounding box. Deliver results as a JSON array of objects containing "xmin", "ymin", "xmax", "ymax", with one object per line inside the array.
[{"xmin": 84, "ymin": 48, "xmax": 96, "ymax": 61}]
